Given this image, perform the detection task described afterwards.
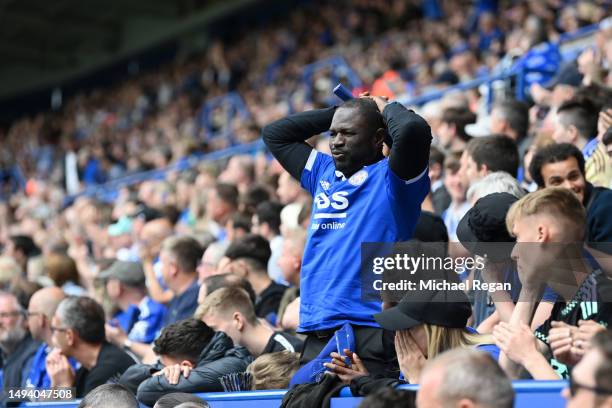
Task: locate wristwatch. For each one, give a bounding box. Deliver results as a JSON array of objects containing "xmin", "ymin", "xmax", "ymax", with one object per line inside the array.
[{"xmin": 123, "ymin": 338, "xmax": 133, "ymax": 350}]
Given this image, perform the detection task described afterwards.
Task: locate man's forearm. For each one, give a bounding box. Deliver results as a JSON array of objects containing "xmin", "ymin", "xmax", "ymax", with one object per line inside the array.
[
  {"xmin": 262, "ymin": 107, "xmax": 336, "ymax": 180},
  {"xmin": 384, "ymin": 102, "xmax": 432, "ymax": 180}
]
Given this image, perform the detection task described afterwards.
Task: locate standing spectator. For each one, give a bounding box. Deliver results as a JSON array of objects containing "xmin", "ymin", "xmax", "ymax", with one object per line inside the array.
[
  {"xmin": 46, "ymin": 296, "xmax": 136, "ymax": 397},
  {"xmin": 252, "ymin": 201, "xmax": 285, "ymax": 284},
  {"xmin": 417, "ymin": 348, "xmax": 514, "ymax": 408},
  {"xmin": 102, "ymin": 261, "xmax": 166, "ymax": 361},
  {"xmin": 159, "ymin": 236, "xmax": 203, "ymax": 326},
  {"xmin": 25, "ymin": 287, "xmax": 67, "ymax": 388},
  {"xmin": 263, "ymin": 95, "xmax": 430, "ymax": 376},
  {"xmin": 199, "ymin": 287, "xmax": 302, "ymax": 357},
  {"xmin": 118, "ymin": 318, "xmax": 250, "ymax": 407},
  {"xmin": 0, "ymin": 291, "xmax": 39, "ymax": 403},
  {"xmin": 222, "ymin": 234, "xmax": 287, "ymax": 324}
]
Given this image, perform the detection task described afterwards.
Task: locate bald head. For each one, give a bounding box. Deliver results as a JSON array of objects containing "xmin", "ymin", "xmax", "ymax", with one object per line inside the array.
[{"xmin": 29, "ymin": 287, "xmax": 66, "ymax": 315}]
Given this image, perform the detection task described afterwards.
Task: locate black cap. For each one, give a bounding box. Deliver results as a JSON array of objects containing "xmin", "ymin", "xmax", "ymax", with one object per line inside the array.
[
  {"xmin": 374, "ymin": 289, "xmax": 472, "ymax": 331},
  {"xmin": 544, "ymin": 63, "xmax": 583, "ymax": 90},
  {"xmin": 456, "ymin": 192, "xmax": 518, "ymax": 261},
  {"xmin": 413, "ymin": 211, "xmax": 449, "ymax": 243}
]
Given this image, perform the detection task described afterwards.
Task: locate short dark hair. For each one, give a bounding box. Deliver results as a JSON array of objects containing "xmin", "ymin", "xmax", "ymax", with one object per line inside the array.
[
  {"xmin": 216, "ymin": 183, "xmax": 239, "ymax": 209},
  {"xmin": 357, "ymin": 387, "xmax": 416, "ymax": 408},
  {"xmin": 256, "ymin": 201, "xmax": 283, "ymax": 235},
  {"xmin": 202, "ymin": 273, "xmax": 256, "ymax": 304},
  {"xmin": 592, "ymin": 330, "xmax": 612, "ymax": 393},
  {"xmin": 494, "ymin": 99, "xmax": 529, "ymax": 140},
  {"xmin": 9, "ymin": 235, "xmax": 40, "ymax": 258},
  {"xmin": 339, "ymin": 98, "xmax": 385, "ymax": 134},
  {"xmin": 153, "ymin": 393, "xmax": 209, "ymax": 408},
  {"xmin": 241, "ymin": 184, "xmax": 271, "ymax": 216},
  {"xmin": 57, "ymin": 297, "xmax": 105, "ymax": 344},
  {"xmin": 78, "ymin": 384, "xmax": 138, "ymax": 408},
  {"xmin": 528, "ymin": 143, "xmax": 585, "ymax": 188},
  {"xmin": 429, "ymin": 146, "xmax": 445, "ymax": 167},
  {"xmin": 557, "ymin": 98, "xmax": 599, "ymax": 140},
  {"xmin": 466, "ymin": 135, "xmax": 519, "ymax": 177},
  {"xmin": 224, "ymin": 234, "xmax": 271, "ymax": 272},
  {"xmin": 441, "ymin": 107, "xmax": 476, "ymax": 142},
  {"xmin": 163, "ymin": 236, "xmax": 204, "ymax": 274},
  {"xmin": 153, "ymin": 318, "xmax": 214, "ymax": 363},
  {"xmin": 230, "ymin": 212, "xmax": 252, "ymax": 233}
]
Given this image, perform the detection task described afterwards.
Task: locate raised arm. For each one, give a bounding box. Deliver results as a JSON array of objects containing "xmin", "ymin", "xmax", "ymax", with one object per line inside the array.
[
  {"xmin": 262, "ymin": 107, "xmax": 336, "ymax": 180},
  {"xmin": 383, "ymin": 102, "xmax": 432, "ymax": 180}
]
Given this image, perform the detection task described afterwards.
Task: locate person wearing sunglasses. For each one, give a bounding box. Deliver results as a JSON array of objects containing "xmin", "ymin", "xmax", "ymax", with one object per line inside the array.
[{"xmin": 563, "ymin": 330, "xmax": 612, "ymax": 408}]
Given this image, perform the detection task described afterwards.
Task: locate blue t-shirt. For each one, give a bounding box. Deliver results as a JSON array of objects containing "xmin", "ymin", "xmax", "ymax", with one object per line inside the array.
[
  {"xmin": 114, "ymin": 297, "xmax": 166, "ymax": 344},
  {"xmin": 163, "ymin": 280, "xmax": 200, "ymax": 326},
  {"xmin": 299, "ymin": 151, "xmax": 429, "ymax": 331}
]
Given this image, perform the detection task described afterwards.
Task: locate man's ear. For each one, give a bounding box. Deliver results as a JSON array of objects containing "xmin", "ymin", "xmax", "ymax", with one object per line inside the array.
[
  {"xmin": 456, "ymin": 398, "xmax": 476, "ymax": 408},
  {"xmin": 537, "ymin": 223, "xmax": 550, "ymax": 242},
  {"xmin": 568, "ymin": 124, "xmax": 579, "ymax": 143},
  {"xmin": 478, "ymin": 163, "xmax": 489, "ymax": 177},
  {"xmin": 233, "ymin": 312, "xmax": 245, "ymax": 331},
  {"xmin": 66, "ymin": 328, "xmax": 76, "ymax": 347},
  {"xmin": 180, "ymin": 360, "xmax": 194, "ymax": 369}
]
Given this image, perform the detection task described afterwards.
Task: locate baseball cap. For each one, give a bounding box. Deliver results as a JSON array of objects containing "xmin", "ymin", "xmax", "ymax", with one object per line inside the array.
[
  {"xmin": 456, "ymin": 192, "xmax": 518, "ymax": 261},
  {"xmin": 98, "ymin": 261, "xmax": 146, "ymax": 287},
  {"xmin": 465, "ymin": 115, "xmax": 491, "ymax": 138},
  {"xmin": 543, "ymin": 63, "xmax": 583, "ymax": 90},
  {"xmin": 374, "ymin": 288, "xmax": 472, "ymax": 331}
]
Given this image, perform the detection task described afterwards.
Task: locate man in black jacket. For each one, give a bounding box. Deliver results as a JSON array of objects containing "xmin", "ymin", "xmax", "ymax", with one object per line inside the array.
[{"xmin": 119, "ymin": 318, "xmax": 251, "ymax": 407}]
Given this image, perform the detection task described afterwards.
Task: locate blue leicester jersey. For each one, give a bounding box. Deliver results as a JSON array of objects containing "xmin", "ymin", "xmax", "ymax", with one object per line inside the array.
[{"xmin": 299, "ymin": 150, "xmax": 429, "ymax": 331}]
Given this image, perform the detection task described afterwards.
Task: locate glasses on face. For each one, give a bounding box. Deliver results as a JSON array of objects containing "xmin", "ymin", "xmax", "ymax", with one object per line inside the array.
[
  {"xmin": 50, "ymin": 326, "xmax": 70, "ymax": 334},
  {"xmin": 569, "ymin": 376, "xmax": 612, "ymax": 397}
]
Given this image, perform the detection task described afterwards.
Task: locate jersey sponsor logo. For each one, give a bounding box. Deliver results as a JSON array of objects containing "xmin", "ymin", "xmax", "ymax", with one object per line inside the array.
[
  {"xmin": 312, "ymin": 190, "xmax": 349, "ymax": 231},
  {"xmin": 348, "ymin": 170, "xmax": 368, "ymax": 186}
]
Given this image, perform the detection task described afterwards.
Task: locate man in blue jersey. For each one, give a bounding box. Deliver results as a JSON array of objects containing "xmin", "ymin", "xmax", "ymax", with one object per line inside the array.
[{"xmin": 263, "ymin": 94, "xmax": 431, "ymax": 376}]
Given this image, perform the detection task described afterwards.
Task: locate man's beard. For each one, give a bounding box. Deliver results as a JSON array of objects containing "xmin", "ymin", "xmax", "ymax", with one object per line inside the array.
[{"xmin": 0, "ymin": 326, "xmax": 27, "ymax": 354}]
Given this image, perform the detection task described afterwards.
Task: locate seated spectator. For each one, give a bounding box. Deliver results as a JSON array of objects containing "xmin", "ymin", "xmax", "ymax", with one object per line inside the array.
[
  {"xmin": 118, "ymin": 318, "xmax": 250, "ymax": 407},
  {"xmin": 252, "ymin": 201, "xmax": 285, "ymax": 284},
  {"xmin": 466, "ymin": 171, "xmax": 526, "ymax": 205},
  {"xmin": 46, "ymin": 296, "xmax": 136, "ymax": 397},
  {"xmin": 276, "ymin": 227, "xmax": 306, "ymax": 332},
  {"xmin": 25, "ymin": 287, "xmax": 69, "ymax": 388},
  {"xmin": 199, "ymin": 287, "xmax": 302, "ymax": 356},
  {"xmin": 248, "ymin": 351, "xmax": 300, "ymax": 390},
  {"xmin": 44, "ymin": 253, "xmax": 86, "ymax": 296},
  {"xmin": 139, "ymin": 217, "xmax": 175, "ymax": 305},
  {"xmin": 428, "ymin": 146, "xmax": 451, "ymax": 216},
  {"xmin": 357, "ymin": 387, "xmax": 416, "ymax": 408},
  {"xmin": 326, "ymin": 287, "xmax": 497, "ymax": 390},
  {"xmin": 495, "ymin": 188, "xmax": 612, "ymax": 379},
  {"xmin": 196, "ymin": 241, "xmax": 230, "ymax": 282},
  {"xmin": 0, "ymin": 291, "xmax": 39, "ymax": 404},
  {"xmin": 205, "ymin": 183, "xmax": 239, "ymax": 241},
  {"xmin": 0, "ymin": 256, "xmax": 21, "ymax": 290},
  {"xmin": 225, "ymin": 212, "xmax": 251, "ymax": 243},
  {"xmin": 196, "ymin": 273, "xmax": 256, "ymax": 305},
  {"xmin": 417, "ymin": 348, "xmax": 514, "ymax": 408},
  {"xmin": 222, "ymin": 234, "xmax": 287, "ymax": 323},
  {"xmin": 529, "ymin": 143, "xmax": 612, "ymax": 254},
  {"xmin": 153, "ymin": 393, "xmax": 209, "ymax": 408},
  {"xmin": 441, "ymin": 153, "xmax": 470, "ymax": 241},
  {"xmin": 436, "ymin": 107, "xmax": 476, "ymax": 153},
  {"xmin": 562, "ymin": 330, "xmax": 612, "ymax": 408},
  {"xmin": 101, "ymin": 260, "xmax": 166, "ymax": 360},
  {"xmin": 160, "ymin": 236, "xmax": 203, "ymax": 325},
  {"xmin": 4, "ymin": 235, "xmax": 40, "ymax": 273},
  {"xmin": 459, "ymin": 135, "xmax": 519, "ymax": 188},
  {"xmin": 77, "ymin": 383, "xmax": 139, "ymax": 408}
]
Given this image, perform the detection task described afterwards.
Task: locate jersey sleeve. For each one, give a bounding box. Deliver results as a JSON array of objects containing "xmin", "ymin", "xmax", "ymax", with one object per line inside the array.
[
  {"xmin": 385, "ymin": 164, "xmax": 430, "ymax": 214},
  {"xmin": 300, "ymin": 150, "xmax": 334, "ymax": 197}
]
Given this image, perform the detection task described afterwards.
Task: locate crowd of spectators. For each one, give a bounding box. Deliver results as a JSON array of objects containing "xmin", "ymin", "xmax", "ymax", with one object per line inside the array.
[{"xmin": 0, "ymin": 0, "xmax": 612, "ymax": 407}]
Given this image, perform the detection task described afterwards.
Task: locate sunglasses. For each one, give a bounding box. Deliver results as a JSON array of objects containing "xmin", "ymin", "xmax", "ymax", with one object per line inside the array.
[{"xmin": 569, "ymin": 376, "xmax": 612, "ymax": 397}]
